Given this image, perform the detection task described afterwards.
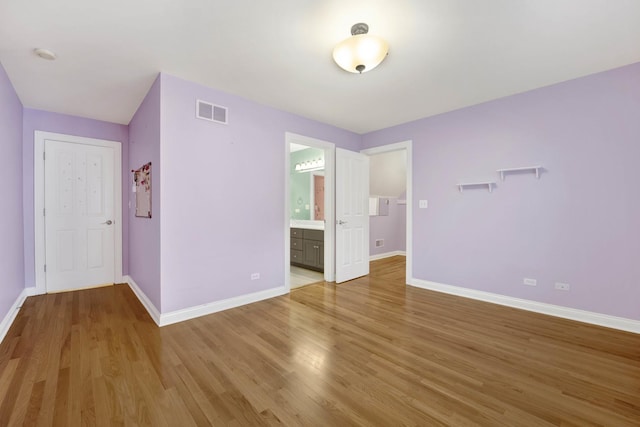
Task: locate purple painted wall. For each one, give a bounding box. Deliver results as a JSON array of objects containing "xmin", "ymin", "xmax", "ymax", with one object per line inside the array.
[
  {"xmin": 370, "ymin": 198, "xmax": 406, "ymax": 256},
  {"xmin": 159, "ymin": 73, "xmax": 360, "ymax": 312},
  {"xmin": 362, "ymin": 63, "xmax": 640, "ymax": 321},
  {"xmin": 128, "ymin": 76, "xmax": 162, "ymax": 310},
  {"xmin": 0, "ymin": 64, "xmax": 25, "ymax": 322},
  {"xmin": 22, "ymin": 109, "xmax": 129, "ymax": 286}
]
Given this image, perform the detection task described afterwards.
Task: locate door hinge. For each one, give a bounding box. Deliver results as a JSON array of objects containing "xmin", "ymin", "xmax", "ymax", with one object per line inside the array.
[
  {"xmin": 43, "ymin": 208, "xmax": 46, "ymax": 216},
  {"xmin": 43, "ymin": 151, "xmax": 46, "ymax": 160},
  {"xmin": 44, "ymin": 264, "xmax": 47, "ymax": 272}
]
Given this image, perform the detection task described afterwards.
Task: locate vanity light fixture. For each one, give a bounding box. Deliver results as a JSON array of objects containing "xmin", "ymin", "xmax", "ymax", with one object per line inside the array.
[
  {"xmin": 295, "ymin": 158, "xmax": 325, "ymax": 173},
  {"xmin": 332, "ymin": 23, "xmax": 388, "ymax": 74}
]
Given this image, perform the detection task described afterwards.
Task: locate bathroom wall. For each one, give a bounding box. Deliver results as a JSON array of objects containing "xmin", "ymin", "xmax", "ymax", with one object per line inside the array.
[{"xmin": 290, "ymin": 147, "xmax": 324, "ymax": 220}]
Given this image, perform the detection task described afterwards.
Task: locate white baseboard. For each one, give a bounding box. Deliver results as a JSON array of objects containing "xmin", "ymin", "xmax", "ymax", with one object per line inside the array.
[
  {"xmin": 159, "ymin": 286, "xmax": 288, "ymax": 326},
  {"xmin": 409, "ymin": 278, "xmax": 640, "ymax": 334},
  {"xmin": 370, "ymin": 251, "xmax": 406, "ymax": 261},
  {"xmin": 0, "ymin": 287, "xmax": 36, "ymax": 344},
  {"xmin": 124, "ymin": 275, "xmax": 288, "ymax": 327},
  {"xmin": 124, "ymin": 275, "xmax": 161, "ymax": 325}
]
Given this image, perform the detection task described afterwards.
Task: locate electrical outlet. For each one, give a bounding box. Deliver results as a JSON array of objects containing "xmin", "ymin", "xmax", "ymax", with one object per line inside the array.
[
  {"xmin": 523, "ymin": 278, "xmax": 537, "ymax": 286},
  {"xmin": 419, "ymin": 200, "xmax": 428, "ymax": 209},
  {"xmin": 251, "ymin": 273, "xmax": 260, "ymax": 280},
  {"xmin": 555, "ymin": 282, "xmax": 570, "ymax": 291}
]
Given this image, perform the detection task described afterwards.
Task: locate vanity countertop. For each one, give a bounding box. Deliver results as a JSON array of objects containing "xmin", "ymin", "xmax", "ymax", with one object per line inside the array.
[{"xmin": 290, "ymin": 220, "xmax": 325, "ymax": 230}]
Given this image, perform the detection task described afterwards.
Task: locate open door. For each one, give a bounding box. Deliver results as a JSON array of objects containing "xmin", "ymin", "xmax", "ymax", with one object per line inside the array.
[{"xmin": 335, "ymin": 148, "xmax": 369, "ymax": 283}]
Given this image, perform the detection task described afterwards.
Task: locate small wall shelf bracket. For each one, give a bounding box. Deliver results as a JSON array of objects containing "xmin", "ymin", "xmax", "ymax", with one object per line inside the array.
[{"xmin": 497, "ymin": 165, "xmax": 542, "ymax": 181}]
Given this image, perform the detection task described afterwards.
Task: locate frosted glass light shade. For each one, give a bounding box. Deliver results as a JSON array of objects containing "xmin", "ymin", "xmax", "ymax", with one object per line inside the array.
[{"xmin": 333, "ymin": 34, "xmax": 389, "ymax": 74}]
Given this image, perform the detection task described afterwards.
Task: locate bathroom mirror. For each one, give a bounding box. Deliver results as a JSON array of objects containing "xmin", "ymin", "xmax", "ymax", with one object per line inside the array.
[{"xmin": 290, "ymin": 147, "xmax": 325, "ymax": 221}]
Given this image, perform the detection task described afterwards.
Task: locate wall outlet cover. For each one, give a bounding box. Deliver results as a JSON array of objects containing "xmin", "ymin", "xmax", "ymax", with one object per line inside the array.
[
  {"xmin": 555, "ymin": 282, "xmax": 570, "ymax": 291},
  {"xmin": 419, "ymin": 200, "xmax": 428, "ymax": 209},
  {"xmin": 523, "ymin": 278, "xmax": 537, "ymax": 286},
  {"xmin": 251, "ymin": 273, "xmax": 260, "ymax": 280}
]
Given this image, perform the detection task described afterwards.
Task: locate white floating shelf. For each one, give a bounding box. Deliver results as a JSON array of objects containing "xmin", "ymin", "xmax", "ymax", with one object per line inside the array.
[
  {"xmin": 457, "ymin": 182, "xmax": 496, "ymax": 193},
  {"xmin": 497, "ymin": 165, "xmax": 542, "ymax": 181}
]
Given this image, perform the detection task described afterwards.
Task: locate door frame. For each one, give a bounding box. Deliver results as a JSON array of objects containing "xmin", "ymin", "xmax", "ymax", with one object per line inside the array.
[
  {"xmin": 309, "ymin": 171, "xmax": 324, "ymax": 221},
  {"xmin": 285, "ymin": 132, "xmax": 335, "ymax": 290},
  {"xmin": 34, "ymin": 131, "xmax": 123, "ymax": 295},
  {"xmin": 361, "ymin": 140, "xmax": 413, "ymax": 284}
]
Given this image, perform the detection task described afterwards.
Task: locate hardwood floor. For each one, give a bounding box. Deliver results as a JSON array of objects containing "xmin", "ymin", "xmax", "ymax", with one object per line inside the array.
[{"xmin": 1, "ymin": 256, "xmax": 638, "ymax": 426}]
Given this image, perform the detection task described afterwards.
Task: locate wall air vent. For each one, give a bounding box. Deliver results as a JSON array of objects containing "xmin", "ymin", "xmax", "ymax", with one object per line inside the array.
[
  {"xmin": 196, "ymin": 99, "xmax": 228, "ymax": 124},
  {"xmin": 375, "ymin": 239, "xmax": 384, "ymax": 248}
]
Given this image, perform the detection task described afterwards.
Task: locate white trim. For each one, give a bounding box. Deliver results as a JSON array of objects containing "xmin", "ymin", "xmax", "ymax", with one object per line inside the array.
[
  {"xmin": 409, "ymin": 278, "xmax": 640, "ymax": 334},
  {"xmin": 0, "ymin": 287, "xmax": 36, "ymax": 344},
  {"xmin": 370, "ymin": 251, "xmax": 406, "ymax": 261},
  {"xmin": 361, "ymin": 140, "xmax": 413, "ymax": 285},
  {"xmin": 285, "ymin": 132, "xmax": 336, "ymax": 291},
  {"xmin": 159, "ymin": 286, "xmax": 288, "ymax": 327},
  {"xmin": 34, "ymin": 131, "xmax": 124, "ymax": 294},
  {"xmin": 124, "ymin": 275, "xmax": 161, "ymax": 326},
  {"xmin": 125, "ymin": 275, "xmax": 288, "ymax": 328}
]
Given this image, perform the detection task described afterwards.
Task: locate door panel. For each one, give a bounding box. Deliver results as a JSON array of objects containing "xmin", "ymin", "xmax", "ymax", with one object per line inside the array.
[
  {"xmin": 45, "ymin": 139, "xmax": 115, "ymax": 292},
  {"xmin": 335, "ymin": 148, "xmax": 369, "ymax": 283}
]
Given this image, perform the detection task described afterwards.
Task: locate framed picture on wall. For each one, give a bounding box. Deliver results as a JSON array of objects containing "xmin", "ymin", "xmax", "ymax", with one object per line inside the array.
[{"xmin": 133, "ymin": 162, "xmax": 152, "ymax": 218}]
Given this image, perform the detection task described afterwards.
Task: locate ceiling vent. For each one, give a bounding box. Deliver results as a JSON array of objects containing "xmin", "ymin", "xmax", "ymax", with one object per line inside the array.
[{"xmin": 196, "ymin": 99, "xmax": 228, "ymax": 124}]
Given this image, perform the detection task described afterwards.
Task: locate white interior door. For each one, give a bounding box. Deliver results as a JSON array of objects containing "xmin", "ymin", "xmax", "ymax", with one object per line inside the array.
[
  {"xmin": 45, "ymin": 139, "xmax": 116, "ymax": 292},
  {"xmin": 335, "ymin": 148, "xmax": 369, "ymax": 283}
]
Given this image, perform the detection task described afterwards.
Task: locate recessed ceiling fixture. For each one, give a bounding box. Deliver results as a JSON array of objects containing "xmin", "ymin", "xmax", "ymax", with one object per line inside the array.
[
  {"xmin": 332, "ymin": 23, "xmax": 388, "ymax": 74},
  {"xmin": 34, "ymin": 48, "xmax": 57, "ymax": 60}
]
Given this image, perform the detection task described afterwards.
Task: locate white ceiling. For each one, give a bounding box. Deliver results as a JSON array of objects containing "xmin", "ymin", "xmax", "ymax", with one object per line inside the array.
[{"xmin": 1, "ymin": 0, "xmax": 639, "ymax": 134}]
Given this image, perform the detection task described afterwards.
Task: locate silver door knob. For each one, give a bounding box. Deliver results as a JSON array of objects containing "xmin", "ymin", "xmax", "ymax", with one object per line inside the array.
[
  {"xmin": 103, "ymin": 220, "xmax": 113, "ymax": 225},
  {"xmin": 337, "ymin": 220, "xmax": 348, "ymax": 225}
]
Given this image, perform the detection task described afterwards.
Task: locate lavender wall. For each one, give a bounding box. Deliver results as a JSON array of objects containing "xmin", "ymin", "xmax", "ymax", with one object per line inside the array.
[
  {"xmin": 370, "ymin": 198, "xmax": 406, "ymax": 256},
  {"xmin": 362, "ymin": 63, "xmax": 640, "ymax": 320},
  {"xmin": 0, "ymin": 64, "xmax": 25, "ymax": 321},
  {"xmin": 128, "ymin": 76, "xmax": 162, "ymax": 310},
  {"xmin": 160, "ymin": 73, "xmax": 360, "ymax": 312},
  {"xmin": 22, "ymin": 109, "xmax": 129, "ymax": 286}
]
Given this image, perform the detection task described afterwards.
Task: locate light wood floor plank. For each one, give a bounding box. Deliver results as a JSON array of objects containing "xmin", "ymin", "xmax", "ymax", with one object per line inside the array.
[{"xmin": 1, "ymin": 256, "xmax": 639, "ymax": 426}]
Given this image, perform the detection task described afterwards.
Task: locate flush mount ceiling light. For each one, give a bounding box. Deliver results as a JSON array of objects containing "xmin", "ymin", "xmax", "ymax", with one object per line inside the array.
[
  {"xmin": 332, "ymin": 23, "xmax": 388, "ymax": 74},
  {"xmin": 34, "ymin": 48, "xmax": 57, "ymax": 60}
]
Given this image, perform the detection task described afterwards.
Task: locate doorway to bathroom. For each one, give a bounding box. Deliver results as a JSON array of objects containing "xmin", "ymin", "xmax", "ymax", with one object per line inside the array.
[{"xmin": 285, "ymin": 133, "xmax": 335, "ymax": 290}]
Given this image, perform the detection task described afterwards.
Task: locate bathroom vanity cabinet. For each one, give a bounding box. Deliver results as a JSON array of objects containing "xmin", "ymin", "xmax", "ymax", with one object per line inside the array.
[{"xmin": 290, "ymin": 228, "xmax": 324, "ymax": 272}]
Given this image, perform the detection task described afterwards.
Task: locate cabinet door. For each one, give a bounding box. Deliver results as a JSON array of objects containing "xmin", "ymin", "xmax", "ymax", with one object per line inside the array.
[{"xmin": 303, "ymin": 240, "xmax": 319, "ymax": 267}]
